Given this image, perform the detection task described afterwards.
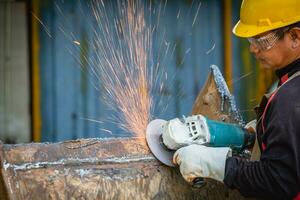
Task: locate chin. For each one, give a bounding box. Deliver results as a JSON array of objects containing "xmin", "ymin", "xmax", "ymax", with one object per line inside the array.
[
  {"xmin": 261, "ymin": 64, "xmax": 273, "ymax": 69},
  {"xmin": 259, "ymin": 62, "xmax": 271, "ymax": 69},
  {"xmin": 258, "ymin": 60, "xmax": 275, "ymax": 70}
]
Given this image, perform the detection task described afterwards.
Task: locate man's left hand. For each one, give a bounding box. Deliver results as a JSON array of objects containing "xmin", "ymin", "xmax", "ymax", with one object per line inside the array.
[{"xmin": 173, "ymin": 144, "xmax": 232, "ymax": 183}]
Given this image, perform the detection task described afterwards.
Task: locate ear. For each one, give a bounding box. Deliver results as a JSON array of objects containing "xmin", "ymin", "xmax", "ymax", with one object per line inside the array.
[{"xmin": 289, "ymin": 28, "xmax": 300, "ymax": 48}]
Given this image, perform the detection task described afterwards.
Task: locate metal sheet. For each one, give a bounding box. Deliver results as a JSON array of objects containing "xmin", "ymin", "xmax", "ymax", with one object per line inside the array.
[{"xmin": 0, "ymin": 137, "xmax": 248, "ymax": 200}]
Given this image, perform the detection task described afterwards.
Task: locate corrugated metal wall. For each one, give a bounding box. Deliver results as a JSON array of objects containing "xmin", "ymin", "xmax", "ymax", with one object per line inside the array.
[
  {"xmin": 150, "ymin": 0, "xmax": 223, "ymax": 122},
  {"xmin": 0, "ymin": 1, "xmax": 30, "ymax": 143},
  {"xmin": 33, "ymin": 0, "xmax": 275, "ymax": 142},
  {"xmin": 34, "ymin": 0, "xmax": 224, "ymax": 142}
]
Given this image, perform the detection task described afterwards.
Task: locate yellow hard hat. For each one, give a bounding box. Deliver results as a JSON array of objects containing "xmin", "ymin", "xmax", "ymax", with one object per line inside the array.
[{"xmin": 233, "ymin": 0, "xmax": 300, "ymax": 38}]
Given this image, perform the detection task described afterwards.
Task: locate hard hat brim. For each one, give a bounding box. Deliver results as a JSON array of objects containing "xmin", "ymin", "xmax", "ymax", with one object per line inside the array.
[
  {"xmin": 233, "ymin": 19, "xmax": 300, "ymax": 38},
  {"xmin": 232, "ymin": 20, "xmax": 273, "ymax": 38}
]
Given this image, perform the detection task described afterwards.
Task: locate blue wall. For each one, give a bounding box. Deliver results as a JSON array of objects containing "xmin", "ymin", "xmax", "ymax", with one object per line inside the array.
[{"xmin": 38, "ymin": 0, "xmax": 226, "ymax": 142}]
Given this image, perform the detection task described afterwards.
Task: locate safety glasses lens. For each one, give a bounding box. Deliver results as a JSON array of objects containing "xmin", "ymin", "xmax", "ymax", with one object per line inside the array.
[{"xmin": 247, "ymin": 30, "xmax": 285, "ymax": 51}]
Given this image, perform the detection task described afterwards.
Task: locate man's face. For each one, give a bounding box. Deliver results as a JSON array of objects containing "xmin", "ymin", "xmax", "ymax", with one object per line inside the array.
[{"xmin": 248, "ymin": 28, "xmax": 299, "ymax": 70}]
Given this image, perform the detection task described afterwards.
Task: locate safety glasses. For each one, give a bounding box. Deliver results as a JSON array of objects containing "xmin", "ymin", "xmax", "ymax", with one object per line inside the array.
[{"xmin": 247, "ymin": 28, "xmax": 289, "ymax": 51}]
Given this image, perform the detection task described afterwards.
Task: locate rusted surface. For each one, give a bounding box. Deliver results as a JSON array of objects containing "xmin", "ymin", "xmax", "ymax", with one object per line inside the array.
[
  {"xmin": 0, "ymin": 141, "xmax": 9, "ymax": 200},
  {"xmin": 0, "ymin": 67, "xmax": 249, "ymax": 199},
  {"xmin": 192, "ymin": 67, "xmax": 242, "ymax": 124},
  {"xmin": 0, "ymin": 137, "xmax": 247, "ymax": 200}
]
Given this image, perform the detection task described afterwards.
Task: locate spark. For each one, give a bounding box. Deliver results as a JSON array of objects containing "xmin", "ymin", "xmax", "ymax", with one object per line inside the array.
[
  {"xmin": 73, "ymin": 41, "xmax": 80, "ymax": 45},
  {"xmin": 185, "ymin": 48, "xmax": 191, "ymax": 54},
  {"xmin": 31, "ymin": 12, "xmax": 52, "ymax": 38},
  {"xmin": 87, "ymin": 0, "xmax": 155, "ymax": 137},
  {"xmin": 192, "ymin": 2, "xmax": 201, "ymax": 27},
  {"xmin": 177, "ymin": 9, "xmax": 181, "ymax": 19},
  {"xmin": 36, "ymin": 0, "xmax": 201, "ymax": 138},
  {"xmin": 80, "ymin": 118, "xmax": 103, "ymax": 124},
  {"xmin": 206, "ymin": 43, "xmax": 215, "ymax": 54},
  {"xmin": 180, "ymin": 48, "xmax": 191, "ymax": 65},
  {"xmin": 231, "ymin": 72, "xmax": 253, "ymax": 85},
  {"xmin": 99, "ymin": 128, "xmax": 113, "ymax": 135},
  {"xmin": 209, "ymin": 71, "xmax": 254, "ymax": 96}
]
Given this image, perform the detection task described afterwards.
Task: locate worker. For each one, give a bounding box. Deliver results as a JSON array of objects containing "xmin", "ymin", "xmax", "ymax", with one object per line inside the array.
[{"xmin": 173, "ymin": 0, "xmax": 300, "ymax": 199}]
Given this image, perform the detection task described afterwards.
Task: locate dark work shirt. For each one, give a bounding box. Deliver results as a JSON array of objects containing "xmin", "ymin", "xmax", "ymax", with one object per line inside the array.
[{"xmin": 224, "ymin": 58, "xmax": 300, "ymax": 199}]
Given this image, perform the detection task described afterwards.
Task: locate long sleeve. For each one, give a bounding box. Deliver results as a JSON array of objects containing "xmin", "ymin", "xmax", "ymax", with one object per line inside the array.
[{"xmin": 223, "ymin": 77, "xmax": 300, "ymax": 199}]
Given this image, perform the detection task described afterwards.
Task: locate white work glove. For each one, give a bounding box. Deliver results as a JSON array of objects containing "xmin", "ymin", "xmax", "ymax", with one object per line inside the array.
[{"xmin": 173, "ymin": 144, "xmax": 232, "ymax": 183}]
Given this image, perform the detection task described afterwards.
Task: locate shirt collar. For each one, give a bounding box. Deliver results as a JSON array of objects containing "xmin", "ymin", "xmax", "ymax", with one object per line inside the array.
[{"xmin": 275, "ymin": 58, "xmax": 300, "ymax": 80}]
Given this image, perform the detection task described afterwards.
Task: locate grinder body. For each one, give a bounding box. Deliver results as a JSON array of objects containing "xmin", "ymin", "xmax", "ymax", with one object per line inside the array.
[
  {"xmin": 146, "ymin": 114, "xmax": 255, "ymax": 168},
  {"xmin": 146, "ymin": 115, "xmax": 255, "ymax": 188},
  {"xmin": 161, "ymin": 115, "xmax": 254, "ymax": 152},
  {"xmin": 204, "ymin": 118, "xmax": 252, "ymax": 151}
]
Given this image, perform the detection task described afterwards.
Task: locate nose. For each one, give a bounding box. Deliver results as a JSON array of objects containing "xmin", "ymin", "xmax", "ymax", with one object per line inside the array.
[{"xmin": 249, "ymin": 43, "xmax": 260, "ymax": 54}]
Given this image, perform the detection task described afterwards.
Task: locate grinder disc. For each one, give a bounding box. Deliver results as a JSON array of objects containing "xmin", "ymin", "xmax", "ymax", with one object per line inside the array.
[{"xmin": 146, "ymin": 119, "xmax": 175, "ymax": 167}]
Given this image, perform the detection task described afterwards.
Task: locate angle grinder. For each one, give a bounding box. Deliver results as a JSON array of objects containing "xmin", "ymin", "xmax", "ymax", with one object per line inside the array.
[{"xmin": 146, "ymin": 114, "xmax": 255, "ymax": 187}]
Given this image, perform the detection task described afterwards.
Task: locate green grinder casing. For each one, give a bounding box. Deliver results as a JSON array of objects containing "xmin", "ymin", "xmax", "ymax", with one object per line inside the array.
[{"xmin": 205, "ymin": 118, "xmax": 250, "ymax": 151}]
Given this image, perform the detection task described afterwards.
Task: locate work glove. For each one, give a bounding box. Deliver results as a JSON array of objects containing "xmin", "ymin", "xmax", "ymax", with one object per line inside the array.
[
  {"xmin": 244, "ymin": 119, "xmax": 256, "ymax": 133},
  {"xmin": 173, "ymin": 144, "xmax": 232, "ymax": 183}
]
